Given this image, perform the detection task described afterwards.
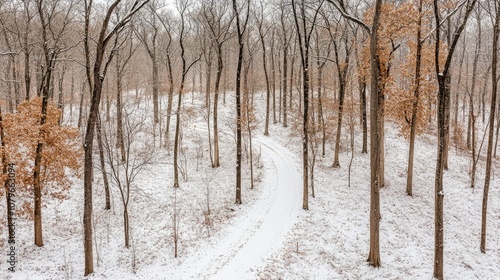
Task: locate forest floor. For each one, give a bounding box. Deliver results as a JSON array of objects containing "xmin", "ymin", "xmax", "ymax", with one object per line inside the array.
[{"xmin": 0, "ymin": 91, "xmax": 499, "ymax": 280}]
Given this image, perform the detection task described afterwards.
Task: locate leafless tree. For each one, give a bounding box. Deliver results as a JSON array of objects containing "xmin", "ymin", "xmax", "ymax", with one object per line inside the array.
[
  {"xmin": 432, "ymin": 0, "xmax": 477, "ymax": 278},
  {"xmin": 481, "ymin": 0, "xmax": 499, "ymax": 254},
  {"xmin": 82, "ymin": 0, "xmax": 149, "ymax": 275}
]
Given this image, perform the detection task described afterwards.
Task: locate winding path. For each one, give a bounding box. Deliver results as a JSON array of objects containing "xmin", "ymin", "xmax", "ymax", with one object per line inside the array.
[
  {"xmin": 211, "ymin": 135, "xmax": 302, "ymax": 279},
  {"xmin": 179, "ymin": 133, "xmax": 302, "ymax": 280}
]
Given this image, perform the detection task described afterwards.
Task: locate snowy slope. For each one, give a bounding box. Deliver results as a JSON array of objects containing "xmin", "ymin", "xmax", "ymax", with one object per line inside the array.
[{"xmin": 0, "ymin": 91, "xmax": 499, "ymax": 280}]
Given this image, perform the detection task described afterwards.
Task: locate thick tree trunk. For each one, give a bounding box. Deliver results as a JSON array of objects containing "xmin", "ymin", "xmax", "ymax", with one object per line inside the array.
[
  {"xmin": 233, "ymin": 0, "xmax": 248, "ymax": 205},
  {"xmin": 367, "ymin": 0, "xmax": 383, "ymax": 268},
  {"xmin": 432, "ymin": 2, "xmax": 476, "ymax": 277}
]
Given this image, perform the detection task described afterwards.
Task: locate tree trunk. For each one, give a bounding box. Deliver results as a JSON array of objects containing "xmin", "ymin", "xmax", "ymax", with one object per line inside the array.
[
  {"xmin": 57, "ymin": 66, "xmax": 66, "ymax": 125},
  {"xmin": 0, "ymin": 106, "xmax": 14, "ymax": 241},
  {"xmin": 367, "ymin": 0, "xmax": 383, "ymax": 267},
  {"xmin": 116, "ymin": 53, "xmax": 126, "ymax": 163},
  {"xmin": 96, "ymin": 113, "xmax": 111, "ymax": 210},
  {"xmin": 123, "ymin": 207, "xmax": 130, "ymax": 248},
  {"xmin": 164, "ymin": 52, "xmax": 174, "ymax": 147},
  {"xmin": 407, "ymin": 0, "xmax": 423, "ymax": 196},
  {"xmin": 282, "ymin": 22, "xmax": 288, "ymax": 128},
  {"xmin": 213, "ymin": 46, "xmax": 223, "ymax": 167},
  {"xmin": 152, "ymin": 54, "xmax": 159, "ymax": 124},
  {"xmin": 481, "ymin": 4, "xmax": 499, "ymax": 253},
  {"xmin": 78, "ymin": 79, "xmax": 86, "ymax": 129},
  {"xmin": 432, "ymin": 1, "xmax": 476, "ymax": 277},
  {"xmin": 259, "ymin": 24, "xmax": 271, "ymax": 136},
  {"xmin": 333, "ymin": 78, "xmax": 345, "ymax": 168},
  {"xmin": 233, "ymin": 0, "xmax": 248, "ymax": 205}
]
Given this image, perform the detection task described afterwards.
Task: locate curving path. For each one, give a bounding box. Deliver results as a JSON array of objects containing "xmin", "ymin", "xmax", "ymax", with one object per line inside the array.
[
  {"xmin": 177, "ymin": 131, "xmax": 302, "ymax": 280},
  {"xmin": 211, "ymin": 135, "xmax": 302, "ymax": 279}
]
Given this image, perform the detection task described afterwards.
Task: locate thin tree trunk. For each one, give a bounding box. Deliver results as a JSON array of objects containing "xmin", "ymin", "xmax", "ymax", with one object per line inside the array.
[
  {"xmin": 96, "ymin": 112, "xmax": 111, "ymax": 210},
  {"xmin": 213, "ymin": 46, "xmax": 223, "ymax": 167},
  {"xmin": 259, "ymin": 23, "xmax": 271, "ymax": 136},
  {"xmin": 116, "ymin": 54, "xmax": 126, "ymax": 163},
  {"xmin": 57, "ymin": 66, "xmax": 66, "ymax": 124},
  {"xmin": 407, "ymin": 0, "xmax": 423, "ymax": 196},
  {"xmin": 164, "ymin": 52, "xmax": 174, "ymax": 147},
  {"xmin": 0, "ymin": 106, "xmax": 14, "ymax": 241},
  {"xmin": 481, "ymin": 4, "xmax": 499, "ymax": 253}
]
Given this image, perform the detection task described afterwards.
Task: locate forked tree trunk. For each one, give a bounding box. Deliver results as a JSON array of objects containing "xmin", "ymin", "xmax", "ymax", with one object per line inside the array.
[
  {"xmin": 174, "ymin": 4, "xmax": 199, "ymax": 188},
  {"xmin": 82, "ymin": 1, "xmax": 149, "ymax": 275},
  {"xmin": 432, "ymin": 1, "xmax": 476, "ymax": 278},
  {"xmin": 332, "ymin": 36, "xmax": 349, "ymax": 168}
]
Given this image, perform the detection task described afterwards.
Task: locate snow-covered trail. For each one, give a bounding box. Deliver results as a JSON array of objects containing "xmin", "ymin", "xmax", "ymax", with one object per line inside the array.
[
  {"xmin": 211, "ymin": 135, "xmax": 302, "ymax": 279},
  {"xmin": 171, "ymin": 132, "xmax": 302, "ymax": 280}
]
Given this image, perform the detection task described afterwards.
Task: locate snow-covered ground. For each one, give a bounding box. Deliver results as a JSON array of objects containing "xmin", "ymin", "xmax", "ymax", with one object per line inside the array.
[{"xmin": 1, "ymin": 91, "xmax": 499, "ymax": 279}]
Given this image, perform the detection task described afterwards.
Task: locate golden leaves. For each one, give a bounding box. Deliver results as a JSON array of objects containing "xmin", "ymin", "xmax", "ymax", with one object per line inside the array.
[{"xmin": 1, "ymin": 97, "xmax": 83, "ymax": 219}]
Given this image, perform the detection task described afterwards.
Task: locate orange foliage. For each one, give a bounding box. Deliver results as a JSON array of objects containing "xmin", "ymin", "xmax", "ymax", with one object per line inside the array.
[
  {"xmin": 361, "ymin": 1, "xmax": 448, "ymax": 137},
  {"xmin": 0, "ymin": 97, "xmax": 82, "ymax": 217}
]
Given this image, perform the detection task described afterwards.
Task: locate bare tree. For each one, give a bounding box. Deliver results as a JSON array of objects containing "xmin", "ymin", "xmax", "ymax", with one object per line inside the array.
[
  {"xmin": 135, "ymin": 0, "xmax": 162, "ymax": 125},
  {"xmin": 481, "ymin": 0, "xmax": 499, "ymax": 254},
  {"xmin": 82, "ymin": 0, "xmax": 149, "ymax": 275},
  {"xmin": 326, "ymin": 0, "xmax": 384, "ymax": 267},
  {"xmin": 198, "ymin": 0, "xmax": 234, "ymax": 167},
  {"xmin": 256, "ymin": 0, "xmax": 271, "ymax": 136},
  {"xmin": 33, "ymin": 0, "xmax": 76, "ymax": 247},
  {"xmin": 173, "ymin": 0, "xmax": 200, "ymax": 188},
  {"xmin": 292, "ymin": 0, "xmax": 323, "ymax": 211},
  {"xmin": 233, "ymin": 0, "xmax": 250, "ymax": 204},
  {"xmin": 406, "ymin": 0, "xmax": 424, "ymax": 196},
  {"xmin": 102, "ymin": 106, "xmax": 155, "ymax": 248},
  {"xmin": 432, "ymin": 0, "xmax": 477, "ymax": 278}
]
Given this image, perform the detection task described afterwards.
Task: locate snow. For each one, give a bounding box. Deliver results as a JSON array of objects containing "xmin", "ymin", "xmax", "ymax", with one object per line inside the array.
[{"xmin": 0, "ymin": 91, "xmax": 499, "ymax": 279}]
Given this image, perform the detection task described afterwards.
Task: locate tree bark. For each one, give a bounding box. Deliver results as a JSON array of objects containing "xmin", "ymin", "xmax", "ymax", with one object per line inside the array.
[
  {"xmin": 367, "ymin": 0, "xmax": 383, "ymax": 267},
  {"xmin": 233, "ymin": 0, "xmax": 249, "ymax": 204},
  {"xmin": 407, "ymin": 0, "xmax": 423, "ymax": 196},
  {"xmin": 481, "ymin": 3, "xmax": 499, "ymax": 254},
  {"xmin": 432, "ymin": 1, "xmax": 476, "ymax": 277}
]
